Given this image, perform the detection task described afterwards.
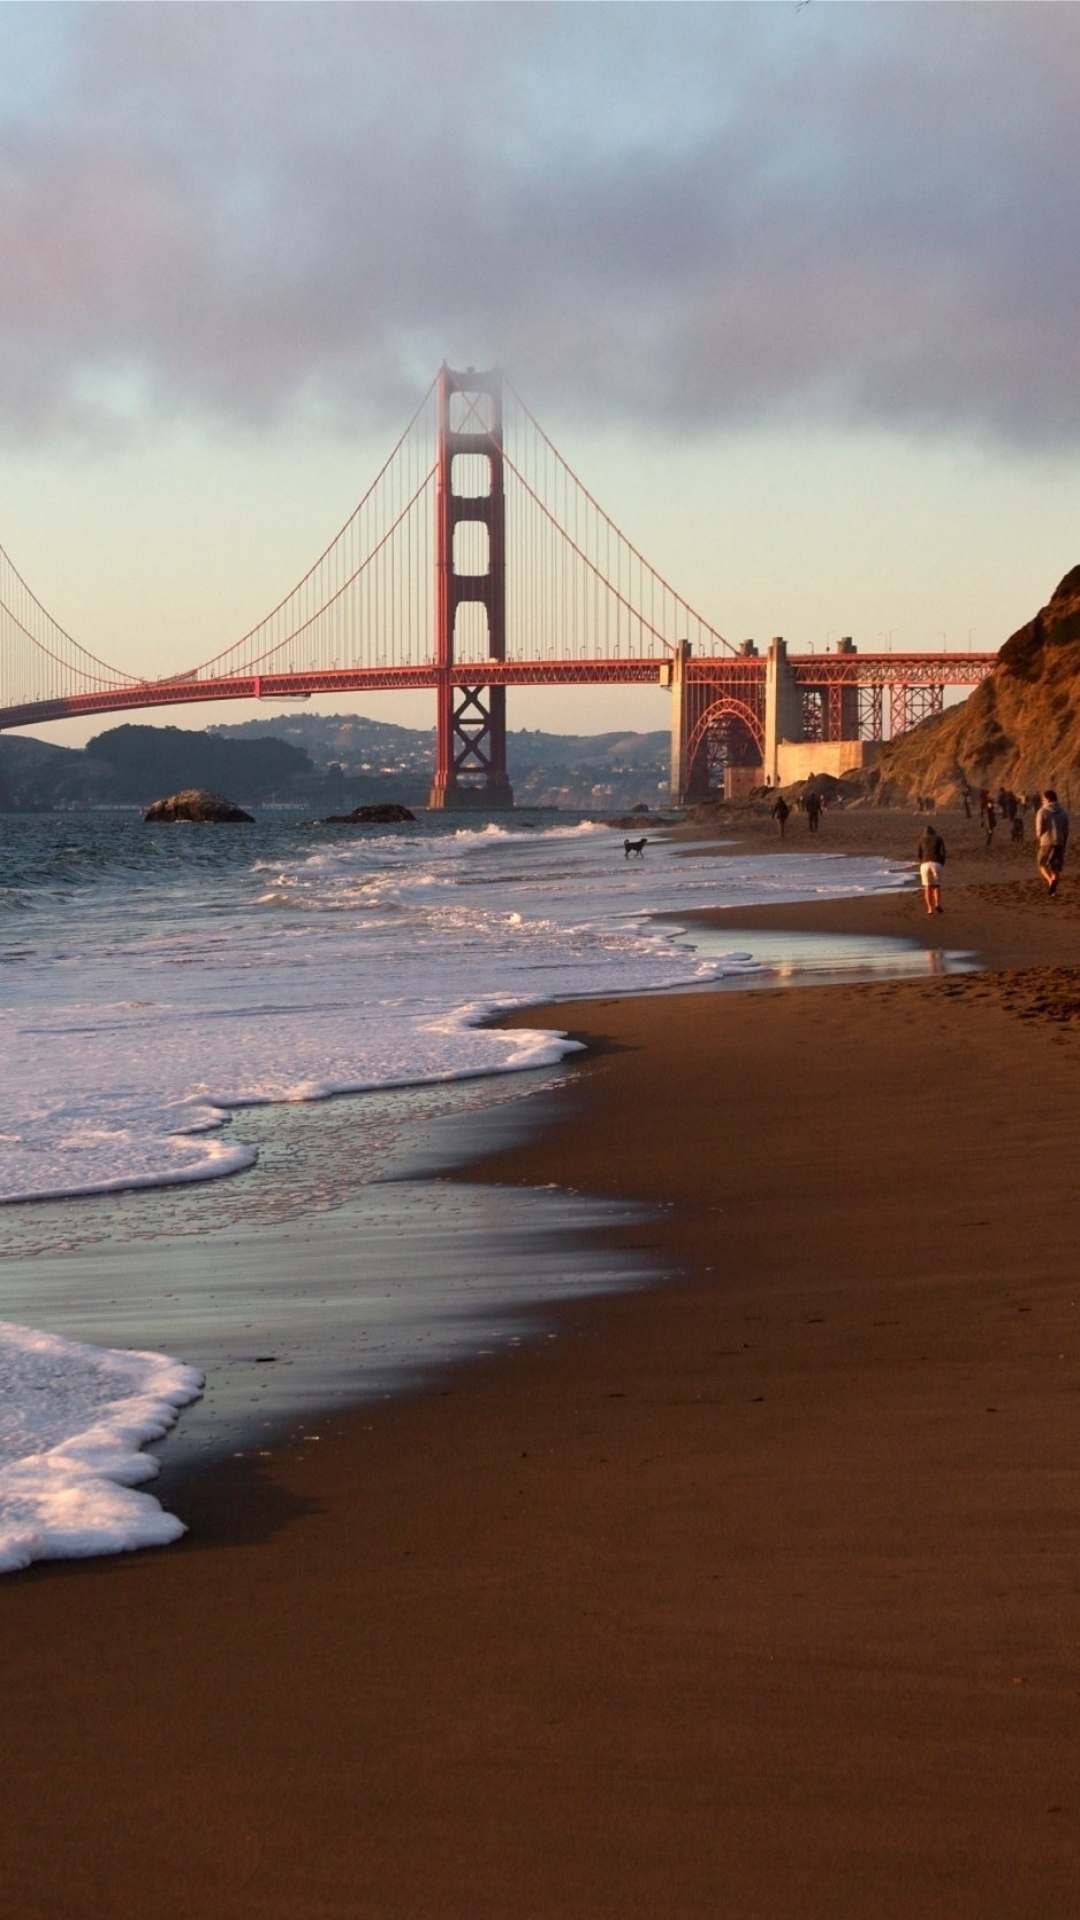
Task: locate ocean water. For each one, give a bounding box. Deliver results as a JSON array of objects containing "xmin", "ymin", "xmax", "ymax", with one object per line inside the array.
[{"xmin": 0, "ymin": 806, "xmax": 915, "ymax": 1570}]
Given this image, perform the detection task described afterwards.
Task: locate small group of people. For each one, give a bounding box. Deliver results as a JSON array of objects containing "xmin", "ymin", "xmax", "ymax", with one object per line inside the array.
[
  {"xmin": 973, "ymin": 785, "xmax": 1025, "ymax": 847},
  {"xmin": 771, "ymin": 788, "xmax": 822, "ymax": 837},
  {"xmin": 917, "ymin": 787, "xmax": 1069, "ymax": 913}
]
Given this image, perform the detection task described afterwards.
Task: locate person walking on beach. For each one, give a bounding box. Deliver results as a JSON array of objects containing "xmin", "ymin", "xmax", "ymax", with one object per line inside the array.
[
  {"xmin": 984, "ymin": 797, "xmax": 996, "ymax": 848},
  {"xmin": 917, "ymin": 821, "xmax": 946, "ymax": 915},
  {"xmin": 805, "ymin": 790, "xmax": 822, "ymax": 834},
  {"xmin": 1035, "ymin": 789, "xmax": 1069, "ymax": 897},
  {"xmin": 771, "ymin": 795, "xmax": 790, "ymax": 838}
]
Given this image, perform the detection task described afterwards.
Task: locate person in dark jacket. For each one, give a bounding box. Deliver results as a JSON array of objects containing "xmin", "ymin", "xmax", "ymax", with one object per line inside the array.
[{"xmin": 916, "ymin": 822, "xmax": 946, "ymax": 914}]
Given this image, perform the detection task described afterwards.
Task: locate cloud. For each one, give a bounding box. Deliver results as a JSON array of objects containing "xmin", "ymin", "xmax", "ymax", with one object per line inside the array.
[{"xmin": 0, "ymin": 2, "xmax": 1078, "ymax": 449}]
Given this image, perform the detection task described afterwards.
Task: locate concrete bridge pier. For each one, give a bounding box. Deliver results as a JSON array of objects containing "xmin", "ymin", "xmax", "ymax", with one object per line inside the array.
[
  {"xmin": 666, "ymin": 640, "xmax": 692, "ymax": 805},
  {"xmin": 764, "ymin": 637, "xmax": 803, "ymax": 787}
]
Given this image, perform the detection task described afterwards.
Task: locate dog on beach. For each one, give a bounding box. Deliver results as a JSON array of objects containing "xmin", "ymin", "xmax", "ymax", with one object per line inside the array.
[{"xmin": 623, "ymin": 837, "xmax": 647, "ymax": 858}]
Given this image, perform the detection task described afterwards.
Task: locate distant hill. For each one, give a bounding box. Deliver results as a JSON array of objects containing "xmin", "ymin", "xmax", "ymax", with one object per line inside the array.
[
  {"xmin": 0, "ymin": 725, "xmax": 315, "ymax": 810},
  {"xmin": 0, "ymin": 715, "xmax": 671, "ymax": 812},
  {"xmin": 83, "ymin": 724, "xmax": 313, "ymax": 804},
  {"xmin": 210, "ymin": 713, "xmax": 670, "ymax": 809},
  {"xmin": 864, "ymin": 567, "xmax": 1080, "ymax": 806},
  {"xmin": 0, "ymin": 733, "xmax": 94, "ymax": 811}
]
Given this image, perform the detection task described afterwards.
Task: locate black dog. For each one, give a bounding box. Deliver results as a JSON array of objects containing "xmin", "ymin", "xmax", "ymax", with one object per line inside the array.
[{"xmin": 623, "ymin": 837, "xmax": 647, "ymax": 858}]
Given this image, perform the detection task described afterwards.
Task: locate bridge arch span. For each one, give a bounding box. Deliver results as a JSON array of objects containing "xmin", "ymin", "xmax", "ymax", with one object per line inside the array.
[{"xmin": 684, "ymin": 695, "xmax": 765, "ymax": 799}]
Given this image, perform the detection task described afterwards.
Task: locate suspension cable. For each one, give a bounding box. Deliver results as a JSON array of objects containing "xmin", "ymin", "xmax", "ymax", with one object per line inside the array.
[
  {"xmin": 180, "ymin": 374, "xmax": 439, "ymax": 678},
  {"xmin": 232, "ymin": 465, "xmax": 436, "ymax": 674},
  {"xmin": 504, "ymin": 379, "xmax": 734, "ymax": 656},
  {"xmin": 0, "ymin": 543, "xmax": 141, "ymax": 684}
]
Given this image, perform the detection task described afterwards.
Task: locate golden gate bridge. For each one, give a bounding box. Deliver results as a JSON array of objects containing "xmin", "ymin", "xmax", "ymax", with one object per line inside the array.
[{"xmin": 0, "ymin": 365, "xmax": 994, "ymax": 805}]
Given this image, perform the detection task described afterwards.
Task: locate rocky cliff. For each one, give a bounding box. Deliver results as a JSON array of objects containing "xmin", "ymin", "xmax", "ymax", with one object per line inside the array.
[{"xmin": 865, "ymin": 567, "xmax": 1080, "ymax": 805}]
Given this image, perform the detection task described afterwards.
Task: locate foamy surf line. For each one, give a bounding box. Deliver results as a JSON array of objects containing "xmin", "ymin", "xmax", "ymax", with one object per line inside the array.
[
  {"xmin": 0, "ymin": 852, "xmax": 903, "ymax": 1198},
  {"xmin": 0, "ymin": 1320, "xmax": 203, "ymax": 1574},
  {"xmin": 2, "ymin": 823, "xmax": 907, "ymax": 1207},
  {"xmin": 0, "ymin": 1010, "xmax": 585, "ymax": 1206}
]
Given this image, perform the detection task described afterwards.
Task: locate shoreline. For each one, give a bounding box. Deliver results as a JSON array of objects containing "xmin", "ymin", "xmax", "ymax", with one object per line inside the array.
[
  {"xmin": 0, "ymin": 1066, "xmax": 657, "ymax": 1483},
  {"xmin": 0, "ymin": 872, "xmax": 945, "ymax": 1491},
  {"xmin": 4, "ymin": 845, "xmax": 1080, "ymax": 1912},
  {"xmin": 0, "ymin": 905, "xmax": 948, "ymax": 1501}
]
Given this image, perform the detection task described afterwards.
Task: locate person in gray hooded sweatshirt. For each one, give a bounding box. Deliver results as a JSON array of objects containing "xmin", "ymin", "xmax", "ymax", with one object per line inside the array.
[{"xmin": 1035, "ymin": 789, "xmax": 1069, "ymax": 897}]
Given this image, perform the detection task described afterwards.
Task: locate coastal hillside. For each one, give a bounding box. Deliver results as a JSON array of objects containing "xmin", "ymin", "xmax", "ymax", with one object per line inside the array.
[
  {"xmin": 866, "ymin": 566, "xmax": 1080, "ymax": 805},
  {"xmin": 213, "ymin": 714, "xmax": 670, "ymax": 810},
  {"xmin": 0, "ymin": 715, "xmax": 670, "ymax": 812}
]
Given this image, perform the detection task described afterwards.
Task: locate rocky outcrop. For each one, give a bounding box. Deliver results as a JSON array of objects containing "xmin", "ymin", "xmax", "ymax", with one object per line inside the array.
[
  {"xmin": 603, "ymin": 813, "xmax": 679, "ymax": 829},
  {"xmin": 144, "ymin": 789, "xmax": 254, "ymax": 823},
  {"xmin": 323, "ymin": 803, "xmax": 417, "ymax": 824},
  {"xmin": 852, "ymin": 567, "xmax": 1080, "ymax": 807}
]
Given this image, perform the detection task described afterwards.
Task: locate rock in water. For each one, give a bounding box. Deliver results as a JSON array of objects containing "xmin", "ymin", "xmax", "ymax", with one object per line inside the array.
[
  {"xmin": 603, "ymin": 812, "xmax": 679, "ymax": 829},
  {"xmin": 323, "ymin": 803, "xmax": 417, "ymax": 824},
  {"xmin": 144, "ymin": 789, "xmax": 255, "ymax": 823}
]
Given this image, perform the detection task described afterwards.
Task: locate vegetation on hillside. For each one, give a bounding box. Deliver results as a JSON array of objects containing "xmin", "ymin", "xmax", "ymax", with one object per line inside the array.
[{"xmin": 84, "ymin": 725, "xmax": 313, "ymax": 803}]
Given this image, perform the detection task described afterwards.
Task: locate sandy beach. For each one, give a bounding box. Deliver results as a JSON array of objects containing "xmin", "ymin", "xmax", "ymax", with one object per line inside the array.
[{"xmin": 3, "ymin": 810, "xmax": 1080, "ymax": 1916}]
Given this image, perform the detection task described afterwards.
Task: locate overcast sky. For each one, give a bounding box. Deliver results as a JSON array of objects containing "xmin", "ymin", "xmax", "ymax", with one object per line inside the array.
[{"xmin": 4, "ymin": 1, "xmax": 1080, "ymax": 742}]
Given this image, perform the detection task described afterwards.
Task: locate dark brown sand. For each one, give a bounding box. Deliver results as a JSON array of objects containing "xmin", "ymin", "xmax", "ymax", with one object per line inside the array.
[{"xmin": 3, "ymin": 816, "xmax": 1080, "ymax": 1918}]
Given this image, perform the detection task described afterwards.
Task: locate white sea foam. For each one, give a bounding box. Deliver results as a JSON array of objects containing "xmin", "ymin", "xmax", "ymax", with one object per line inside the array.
[
  {"xmin": 0, "ymin": 1319, "xmax": 203, "ymax": 1573},
  {"xmin": 0, "ymin": 816, "xmax": 915, "ymax": 1570},
  {"xmin": 1, "ymin": 822, "xmax": 905, "ymax": 1205}
]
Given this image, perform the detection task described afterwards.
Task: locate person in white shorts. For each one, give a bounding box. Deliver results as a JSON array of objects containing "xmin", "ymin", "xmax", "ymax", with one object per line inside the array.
[{"xmin": 916, "ymin": 822, "xmax": 946, "ymax": 914}]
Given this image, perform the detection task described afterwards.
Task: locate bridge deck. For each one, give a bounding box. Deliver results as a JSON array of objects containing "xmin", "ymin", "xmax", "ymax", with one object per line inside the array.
[{"xmin": 0, "ymin": 654, "xmax": 997, "ymax": 735}]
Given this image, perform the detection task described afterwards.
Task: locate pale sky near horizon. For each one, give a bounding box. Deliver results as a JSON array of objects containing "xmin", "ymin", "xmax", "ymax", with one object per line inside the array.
[{"xmin": 3, "ymin": 0, "xmax": 1080, "ymax": 747}]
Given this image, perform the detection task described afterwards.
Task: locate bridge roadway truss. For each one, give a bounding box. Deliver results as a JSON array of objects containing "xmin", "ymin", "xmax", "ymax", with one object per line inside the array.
[
  {"xmin": 667, "ymin": 650, "xmax": 993, "ymax": 800},
  {"xmin": 0, "ymin": 361, "xmax": 995, "ymax": 802}
]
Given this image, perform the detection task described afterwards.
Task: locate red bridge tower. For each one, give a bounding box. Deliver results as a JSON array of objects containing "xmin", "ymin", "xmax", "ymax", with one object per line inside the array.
[{"xmin": 428, "ymin": 364, "xmax": 513, "ymax": 809}]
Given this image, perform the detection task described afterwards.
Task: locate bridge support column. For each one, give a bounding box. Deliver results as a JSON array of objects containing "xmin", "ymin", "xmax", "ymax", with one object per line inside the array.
[
  {"xmin": 667, "ymin": 641, "xmax": 692, "ymax": 804},
  {"xmin": 764, "ymin": 636, "xmax": 803, "ymax": 786},
  {"xmin": 428, "ymin": 363, "xmax": 513, "ymax": 811},
  {"xmin": 833, "ymin": 637, "xmax": 861, "ymax": 740}
]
